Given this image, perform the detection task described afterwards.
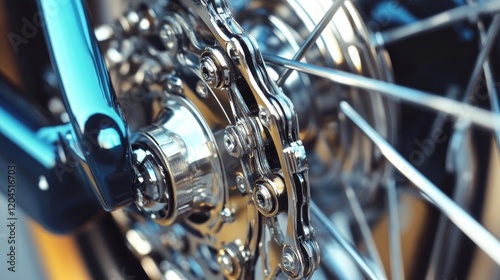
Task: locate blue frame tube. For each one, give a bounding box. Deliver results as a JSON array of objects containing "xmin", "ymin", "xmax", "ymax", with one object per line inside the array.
[
  {"xmin": 39, "ymin": 0, "xmax": 135, "ymax": 210},
  {"xmin": 0, "ymin": 75, "xmax": 102, "ymax": 233}
]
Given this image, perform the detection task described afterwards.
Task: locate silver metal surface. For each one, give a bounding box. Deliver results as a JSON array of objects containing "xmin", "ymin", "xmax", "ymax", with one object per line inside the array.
[
  {"xmin": 101, "ymin": 0, "xmax": 322, "ymax": 278},
  {"xmin": 97, "ymin": 0, "xmax": 401, "ymax": 278},
  {"xmin": 88, "ymin": 0, "xmax": 500, "ymax": 279},
  {"xmin": 133, "ymin": 94, "xmax": 224, "ymax": 225}
]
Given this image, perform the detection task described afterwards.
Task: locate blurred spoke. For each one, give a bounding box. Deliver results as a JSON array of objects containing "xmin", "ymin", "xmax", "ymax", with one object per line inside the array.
[
  {"xmin": 373, "ymin": 2, "xmax": 500, "ymax": 47},
  {"xmin": 386, "ymin": 179, "xmax": 405, "ymax": 280},
  {"xmin": 311, "ymin": 202, "xmax": 383, "ymax": 280},
  {"xmin": 463, "ymin": 15, "xmax": 500, "ymax": 102},
  {"xmin": 339, "ymin": 101, "xmax": 500, "ymax": 266},
  {"xmin": 264, "ymin": 54, "xmax": 500, "ymax": 131},
  {"xmin": 276, "ymin": 0, "xmax": 344, "ymax": 86},
  {"xmin": 343, "ymin": 183, "xmax": 387, "ymax": 278},
  {"xmin": 474, "ymin": 14, "xmax": 500, "ymax": 153}
]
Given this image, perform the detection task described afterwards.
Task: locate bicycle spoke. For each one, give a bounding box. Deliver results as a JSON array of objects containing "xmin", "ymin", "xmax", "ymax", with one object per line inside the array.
[
  {"xmin": 429, "ymin": 14, "xmax": 500, "ymax": 157},
  {"xmin": 475, "ymin": 15, "xmax": 500, "ymax": 153},
  {"xmin": 311, "ymin": 202, "xmax": 383, "ymax": 280},
  {"xmin": 339, "ymin": 101, "xmax": 500, "ymax": 266},
  {"xmin": 386, "ymin": 179, "xmax": 405, "ymax": 280},
  {"xmin": 264, "ymin": 54, "xmax": 500, "ymax": 131},
  {"xmin": 463, "ymin": 15, "xmax": 500, "ymax": 102},
  {"xmin": 276, "ymin": 0, "xmax": 344, "ymax": 86},
  {"xmin": 372, "ymin": 2, "xmax": 500, "ymax": 47},
  {"xmin": 426, "ymin": 121, "xmax": 476, "ymax": 279},
  {"xmin": 343, "ymin": 183, "xmax": 387, "ymax": 278}
]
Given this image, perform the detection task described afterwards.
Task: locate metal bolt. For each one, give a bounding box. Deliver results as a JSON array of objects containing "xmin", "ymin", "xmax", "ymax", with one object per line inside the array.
[
  {"xmin": 217, "ymin": 243, "xmax": 244, "ymax": 279},
  {"xmin": 219, "ymin": 252, "xmax": 234, "ymax": 275},
  {"xmin": 235, "ymin": 175, "xmax": 246, "ymax": 194},
  {"xmin": 221, "ymin": 208, "xmax": 235, "ymax": 223},
  {"xmin": 259, "ymin": 108, "xmax": 271, "ymax": 127},
  {"xmin": 159, "ymin": 23, "xmax": 177, "ymax": 51},
  {"xmin": 281, "ymin": 247, "xmax": 301, "ymax": 278},
  {"xmin": 224, "ymin": 130, "xmax": 239, "ymax": 157},
  {"xmin": 196, "ymin": 81, "xmax": 209, "ymax": 98},
  {"xmin": 224, "ymin": 125, "xmax": 250, "ymax": 158},
  {"xmin": 227, "ymin": 42, "xmax": 240, "ymax": 60},
  {"xmin": 132, "ymin": 148, "xmax": 171, "ymax": 223},
  {"xmin": 254, "ymin": 184, "xmax": 274, "ymax": 214},
  {"xmin": 281, "ymin": 253, "xmax": 295, "ymax": 272},
  {"xmin": 165, "ymin": 75, "xmax": 184, "ymax": 95},
  {"xmin": 200, "ymin": 56, "xmax": 220, "ymax": 87}
]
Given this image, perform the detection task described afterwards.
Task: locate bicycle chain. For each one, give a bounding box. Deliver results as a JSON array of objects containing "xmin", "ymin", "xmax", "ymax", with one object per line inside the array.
[
  {"xmin": 182, "ymin": 0, "xmax": 320, "ymax": 278},
  {"xmin": 103, "ymin": 0, "xmax": 320, "ymax": 277}
]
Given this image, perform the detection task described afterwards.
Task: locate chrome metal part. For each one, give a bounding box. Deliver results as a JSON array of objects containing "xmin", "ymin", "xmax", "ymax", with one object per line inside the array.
[
  {"xmin": 33, "ymin": 0, "xmax": 500, "ymax": 278},
  {"xmin": 253, "ymin": 176, "xmax": 286, "ymax": 217},
  {"xmin": 280, "ymin": 246, "xmax": 303, "ymax": 278},
  {"xmin": 200, "ymin": 47, "xmax": 233, "ymax": 89},
  {"xmin": 99, "ymin": 0, "xmax": 400, "ymax": 278},
  {"xmin": 133, "ymin": 95, "xmax": 224, "ymax": 225},
  {"xmin": 217, "ymin": 242, "xmax": 248, "ymax": 279},
  {"xmin": 253, "ymin": 184, "xmax": 274, "ymax": 215}
]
